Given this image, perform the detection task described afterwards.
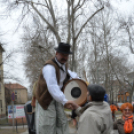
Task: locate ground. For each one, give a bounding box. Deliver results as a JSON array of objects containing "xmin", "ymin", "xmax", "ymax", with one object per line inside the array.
[
  {"xmin": 0, "ymin": 128, "xmax": 27, "ymax": 134},
  {"xmin": 0, "ymin": 110, "xmax": 121, "ymax": 134}
]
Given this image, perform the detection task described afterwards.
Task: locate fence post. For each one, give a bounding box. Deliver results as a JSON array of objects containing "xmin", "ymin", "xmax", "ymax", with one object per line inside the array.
[
  {"xmin": 22, "ymin": 117, "xmax": 24, "ymax": 129},
  {"xmin": 16, "ymin": 119, "xmax": 18, "ymax": 133}
]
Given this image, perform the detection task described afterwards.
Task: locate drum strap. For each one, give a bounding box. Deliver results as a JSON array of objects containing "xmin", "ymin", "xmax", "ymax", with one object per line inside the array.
[
  {"xmin": 52, "ymin": 58, "xmax": 71, "ymax": 90},
  {"xmin": 63, "ymin": 72, "xmax": 71, "ymax": 86},
  {"xmin": 52, "ymin": 58, "xmax": 65, "ymax": 72}
]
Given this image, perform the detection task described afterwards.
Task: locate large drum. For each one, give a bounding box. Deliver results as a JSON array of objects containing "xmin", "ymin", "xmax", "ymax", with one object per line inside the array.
[{"xmin": 63, "ymin": 79, "xmax": 87, "ymax": 106}]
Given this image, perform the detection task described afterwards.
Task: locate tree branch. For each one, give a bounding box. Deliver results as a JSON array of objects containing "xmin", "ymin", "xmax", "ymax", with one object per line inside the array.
[
  {"xmin": 76, "ymin": 6, "xmax": 104, "ymax": 40},
  {"xmin": 31, "ymin": 2, "xmax": 61, "ymax": 43}
]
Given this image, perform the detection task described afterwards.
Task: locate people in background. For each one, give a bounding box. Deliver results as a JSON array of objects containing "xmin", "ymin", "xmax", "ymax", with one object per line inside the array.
[
  {"xmin": 113, "ymin": 102, "xmax": 134, "ymax": 134},
  {"xmin": 110, "ymin": 103, "xmax": 118, "ymax": 121},
  {"xmin": 73, "ymin": 84, "xmax": 113, "ymax": 134},
  {"xmin": 104, "ymin": 93, "xmax": 109, "ymax": 103}
]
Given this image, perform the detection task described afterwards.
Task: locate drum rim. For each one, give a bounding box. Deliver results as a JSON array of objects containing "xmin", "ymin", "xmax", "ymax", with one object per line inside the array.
[
  {"xmin": 63, "ymin": 78, "xmax": 87, "ymax": 90},
  {"xmin": 63, "ymin": 78, "xmax": 87, "ymax": 106}
]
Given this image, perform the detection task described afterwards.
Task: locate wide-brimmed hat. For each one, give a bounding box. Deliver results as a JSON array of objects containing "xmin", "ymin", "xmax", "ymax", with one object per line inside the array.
[{"xmin": 55, "ymin": 42, "xmax": 73, "ymax": 54}]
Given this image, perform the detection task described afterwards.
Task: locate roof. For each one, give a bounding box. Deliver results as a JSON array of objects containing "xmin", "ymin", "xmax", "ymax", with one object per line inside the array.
[{"xmin": 4, "ymin": 83, "xmax": 26, "ymax": 90}]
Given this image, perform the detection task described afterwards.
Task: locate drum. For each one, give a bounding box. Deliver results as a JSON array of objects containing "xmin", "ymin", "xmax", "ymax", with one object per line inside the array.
[{"xmin": 63, "ymin": 79, "xmax": 87, "ymax": 106}]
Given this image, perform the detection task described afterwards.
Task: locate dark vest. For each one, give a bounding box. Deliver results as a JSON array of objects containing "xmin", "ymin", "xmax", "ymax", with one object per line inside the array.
[{"xmin": 36, "ymin": 58, "xmax": 70, "ymax": 110}]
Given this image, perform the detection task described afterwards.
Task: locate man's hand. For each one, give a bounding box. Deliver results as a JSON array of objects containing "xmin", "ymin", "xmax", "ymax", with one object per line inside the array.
[{"xmin": 64, "ymin": 101, "xmax": 79, "ymax": 110}]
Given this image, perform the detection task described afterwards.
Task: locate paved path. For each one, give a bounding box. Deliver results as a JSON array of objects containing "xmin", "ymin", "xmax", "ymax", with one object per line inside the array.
[
  {"xmin": 69, "ymin": 126, "xmax": 119, "ymax": 134},
  {"xmin": 0, "ymin": 125, "xmax": 119, "ymax": 134},
  {"xmin": 0, "ymin": 125, "xmax": 27, "ymax": 129},
  {"xmin": 20, "ymin": 127, "xmax": 77, "ymax": 134},
  {"xmin": 1, "ymin": 111, "xmax": 120, "ymax": 134},
  {"xmin": 0, "ymin": 121, "xmax": 119, "ymax": 134},
  {"xmin": 113, "ymin": 130, "xmax": 119, "ymax": 134},
  {"xmin": 19, "ymin": 127, "xmax": 119, "ymax": 134},
  {"xmin": 20, "ymin": 130, "xmax": 28, "ymax": 134}
]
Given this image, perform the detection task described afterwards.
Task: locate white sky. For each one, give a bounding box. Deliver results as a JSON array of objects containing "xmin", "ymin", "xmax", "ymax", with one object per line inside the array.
[
  {"xmin": 0, "ymin": 0, "xmax": 134, "ymax": 93},
  {"xmin": 0, "ymin": 4, "xmax": 28, "ymax": 91},
  {"xmin": 111, "ymin": 0, "xmax": 134, "ymax": 17}
]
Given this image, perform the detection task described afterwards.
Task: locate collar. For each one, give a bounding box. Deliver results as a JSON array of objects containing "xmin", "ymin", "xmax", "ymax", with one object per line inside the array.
[
  {"xmin": 55, "ymin": 57, "xmax": 66, "ymax": 72},
  {"xmin": 77, "ymin": 101, "xmax": 103, "ymax": 115},
  {"xmin": 87, "ymin": 101, "xmax": 103, "ymax": 106},
  {"xmin": 82, "ymin": 101, "xmax": 103, "ymax": 110}
]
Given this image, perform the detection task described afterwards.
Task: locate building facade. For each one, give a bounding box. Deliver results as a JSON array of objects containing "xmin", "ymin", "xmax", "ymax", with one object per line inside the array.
[
  {"xmin": 5, "ymin": 83, "xmax": 28, "ymax": 104},
  {"xmin": 118, "ymin": 90, "xmax": 130, "ymax": 102}
]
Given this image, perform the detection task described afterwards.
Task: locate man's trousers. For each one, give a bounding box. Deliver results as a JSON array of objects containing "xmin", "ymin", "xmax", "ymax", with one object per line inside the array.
[{"xmin": 35, "ymin": 100, "xmax": 69, "ymax": 134}]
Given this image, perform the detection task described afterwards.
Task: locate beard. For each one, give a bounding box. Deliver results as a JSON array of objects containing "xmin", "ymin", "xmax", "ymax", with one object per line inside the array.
[{"xmin": 60, "ymin": 58, "xmax": 67, "ymax": 63}]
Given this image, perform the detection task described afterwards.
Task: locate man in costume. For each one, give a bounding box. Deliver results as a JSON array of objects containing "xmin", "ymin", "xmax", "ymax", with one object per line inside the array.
[
  {"xmin": 74, "ymin": 84, "xmax": 113, "ymax": 134},
  {"xmin": 35, "ymin": 42, "xmax": 79, "ymax": 134}
]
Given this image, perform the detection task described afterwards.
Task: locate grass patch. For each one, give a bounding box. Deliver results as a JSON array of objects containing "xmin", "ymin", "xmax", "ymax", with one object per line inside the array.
[
  {"xmin": 0, "ymin": 118, "xmax": 8, "ymax": 125},
  {"xmin": 64, "ymin": 108, "xmax": 71, "ymax": 111},
  {"xmin": 0, "ymin": 128, "xmax": 27, "ymax": 134},
  {"xmin": 115, "ymin": 111, "xmax": 122, "ymax": 115}
]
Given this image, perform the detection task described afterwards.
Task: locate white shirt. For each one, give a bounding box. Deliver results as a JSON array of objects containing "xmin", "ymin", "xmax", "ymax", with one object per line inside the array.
[{"xmin": 42, "ymin": 58, "xmax": 78, "ymax": 105}]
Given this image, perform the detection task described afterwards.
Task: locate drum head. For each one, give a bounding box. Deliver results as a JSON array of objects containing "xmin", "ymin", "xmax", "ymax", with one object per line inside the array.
[{"xmin": 63, "ymin": 79, "xmax": 87, "ymax": 106}]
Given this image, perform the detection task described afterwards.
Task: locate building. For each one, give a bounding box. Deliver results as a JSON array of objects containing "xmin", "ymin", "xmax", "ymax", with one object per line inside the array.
[
  {"xmin": 4, "ymin": 83, "xmax": 28, "ymax": 125},
  {"xmin": 0, "ymin": 44, "xmax": 6, "ymax": 117},
  {"xmin": 118, "ymin": 90, "xmax": 130, "ymax": 102},
  {"xmin": 5, "ymin": 83, "xmax": 28, "ymax": 104},
  {"xmin": 102, "ymin": 79, "xmax": 128, "ymax": 103}
]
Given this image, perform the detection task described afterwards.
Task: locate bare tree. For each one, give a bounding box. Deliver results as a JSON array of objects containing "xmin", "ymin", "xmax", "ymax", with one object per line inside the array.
[
  {"xmin": 0, "ymin": 42, "xmax": 21, "ymax": 82},
  {"xmin": 78, "ymin": 6, "xmax": 132, "ymax": 103},
  {"xmin": 23, "ymin": 26, "xmax": 55, "ymax": 88},
  {"xmin": 0, "ymin": 0, "xmax": 108, "ymax": 89},
  {"xmin": 118, "ymin": 15, "xmax": 134, "ymax": 54},
  {"xmin": 3, "ymin": 0, "xmax": 105, "ymax": 72},
  {"xmin": 84, "ymin": 7, "xmax": 117, "ymax": 84},
  {"xmin": 117, "ymin": 13, "xmax": 134, "ymax": 101}
]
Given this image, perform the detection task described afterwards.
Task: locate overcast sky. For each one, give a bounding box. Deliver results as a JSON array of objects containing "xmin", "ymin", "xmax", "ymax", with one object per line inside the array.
[{"xmin": 0, "ymin": 0, "xmax": 134, "ymax": 93}]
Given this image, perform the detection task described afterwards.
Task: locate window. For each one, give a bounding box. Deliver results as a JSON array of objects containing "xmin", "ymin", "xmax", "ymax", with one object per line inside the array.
[
  {"xmin": 15, "ymin": 95, "xmax": 17, "ymax": 100},
  {"xmin": 15, "ymin": 90, "xmax": 17, "ymax": 94},
  {"xmin": 15, "ymin": 90, "xmax": 17, "ymax": 101}
]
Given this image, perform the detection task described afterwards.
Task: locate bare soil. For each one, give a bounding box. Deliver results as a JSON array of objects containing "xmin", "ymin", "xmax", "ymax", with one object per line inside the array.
[{"xmin": 0, "ymin": 128, "xmax": 27, "ymax": 134}]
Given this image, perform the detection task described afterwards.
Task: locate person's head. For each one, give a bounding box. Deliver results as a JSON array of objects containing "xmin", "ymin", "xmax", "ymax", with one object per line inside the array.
[
  {"xmin": 120, "ymin": 103, "xmax": 133, "ymax": 117},
  {"xmin": 87, "ymin": 84, "xmax": 106, "ymax": 102},
  {"xmin": 56, "ymin": 52, "xmax": 69, "ymax": 64},
  {"xmin": 55, "ymin": 42, "xmax": 72, "ymax": 64}
]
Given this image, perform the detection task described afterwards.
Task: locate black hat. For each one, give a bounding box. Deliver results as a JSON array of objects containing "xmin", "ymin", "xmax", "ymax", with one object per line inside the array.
[{"xmin": 55, "ymin": 42, "xmax": 73, "ymax": 54}]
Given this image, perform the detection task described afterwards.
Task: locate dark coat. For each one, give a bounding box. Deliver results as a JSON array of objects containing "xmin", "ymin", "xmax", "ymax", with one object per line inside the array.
[{"xmin": 114, "ymin": 118, "xmax": 134, "ymax": 134}]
